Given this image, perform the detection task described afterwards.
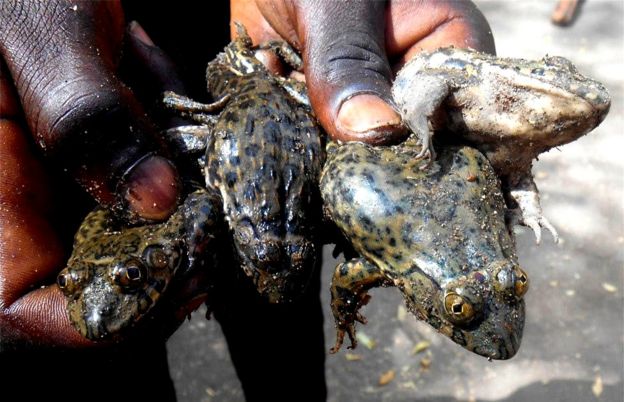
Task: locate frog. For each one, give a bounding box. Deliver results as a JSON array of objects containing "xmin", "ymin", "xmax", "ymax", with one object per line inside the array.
[
  {"xmin": 57, "ymin": 188, "xmax": 222, "ymax": 340},
  {"xmin": 392, "ymin": 47, "xmax": 611, "ymax": 243},
  {"xmin": 162, "ymin": 22, "xmax": 324, "ymax": 303},
  {"xmin": 320, "ymin": 138, "xmax": 527, "ymax": 360}
]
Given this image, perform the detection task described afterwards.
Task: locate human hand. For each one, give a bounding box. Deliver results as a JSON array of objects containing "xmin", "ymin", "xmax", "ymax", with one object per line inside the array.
[
  {"xmin": 0, "ymin": 2, "xmax": 202, "ymax": 346},
  {"xmin": 0, "ymin": 1, "xmax": 182, "ymax": 222},
  {"xmin": 231, "ymin": 0, "xmax": 495, "ymax": 145}
]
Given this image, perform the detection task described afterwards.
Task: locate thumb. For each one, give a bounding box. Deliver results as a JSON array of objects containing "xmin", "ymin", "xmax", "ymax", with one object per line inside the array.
[
  {"xmin": 0, "ymin": 1, "xmax": 180, "ymax": 222},
  {"xmin": 295, "ymin": 1, "xmax": 407, "ymax": 144}
]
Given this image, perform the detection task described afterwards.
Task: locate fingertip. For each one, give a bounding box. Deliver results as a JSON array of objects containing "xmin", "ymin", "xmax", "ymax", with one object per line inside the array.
[
  {"xmin": 334, "ymin": 94, "xmax": 407, "ymax": 144},
  {"xmin": 128, "ymin": 20, "xmax": 155, "ymax": 47},
  {"xmin": 120, "ymin": 155, "xmax": 181, "ymax": 221}
]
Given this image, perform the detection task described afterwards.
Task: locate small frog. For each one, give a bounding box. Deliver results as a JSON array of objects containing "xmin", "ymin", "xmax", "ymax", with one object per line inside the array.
[
  {"xmin": 57, "ymin": 189, "xmax": 222, "ymax": 340},
  {"xmin": 321, "ymin": 139, "xmax": 527, "ymax": 360},
  {"xmin": 163, "ymin": 23, "xmax": 324, "ymax": 303},
  {"xmin": 392, "ymin": 47, "xmax": 611, "ymax": 243}
]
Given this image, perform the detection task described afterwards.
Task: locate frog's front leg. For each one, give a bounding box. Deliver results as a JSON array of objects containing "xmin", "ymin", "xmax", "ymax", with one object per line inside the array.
[
  {"xmin": 258, "ymin": 40, "xmax": 303, "ymax": 71},
  {"xmin": 182, "ymin": 189, "xmax": 223, "ymax": 265},
  {"xmin": 508, "ymin": 174, "xmax": 559, "ymax": 244},
  {"xmin": 163, "ymin": 91, "xmax": 229, "ymax": 125},
  {"xmin": 276, "ymin": 77, "xmax": 310, "ymax": 107},
  {"xmin": 392, "ymin": 73, "xmax": 450, "ymax": 165},
  {"xmin": 330, "ymin": 258, "xmax": 392, "ymax": 354}
]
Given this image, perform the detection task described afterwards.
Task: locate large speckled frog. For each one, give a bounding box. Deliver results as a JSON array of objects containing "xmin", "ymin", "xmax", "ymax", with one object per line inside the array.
[
  {"xmin": 321, "ymin": 139, "xmax": 527, "ymax": 360},
  {"xmin": 392, "ymin": 47, "xmax": 611, "ymax": 243},
  {"xmin": 163, "ymin": 23, "xmax": 324, "ymax": 303},
  {"xmin": 57, "ymin": 189, "xmax": 222, "ymax": 340}
]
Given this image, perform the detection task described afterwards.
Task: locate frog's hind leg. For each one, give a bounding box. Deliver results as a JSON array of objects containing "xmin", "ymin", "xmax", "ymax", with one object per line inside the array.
[
  {"xmin": 507, "ymin": 173, "xmax": 559, "ymax": 244},
  {"xmin": 330, "ymin": 258, "xmax": 391, "ymax": 354},
  {"xmin": 163, "ymin": 91, "xmax": 229, "ymax": 125},
  {"xmin": 392, "ymin": 73, "xmax": 450, "ymax": 166}
]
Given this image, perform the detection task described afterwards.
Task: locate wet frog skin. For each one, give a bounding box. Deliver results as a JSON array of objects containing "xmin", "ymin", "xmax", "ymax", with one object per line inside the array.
[
  {"xmin": 163, "ymin": 23, "xmax": 324, "ymax": 303},
  {"xmin": 392, "ymin": 47, "xmax": 611, "ymax": 243},
  {"xmin": 57, "ymin": 189, "xmax": 222, "ymax": 340},
  {"xmin": 321, "ymin": 140, "xmax": 527, "ymax": 360}
]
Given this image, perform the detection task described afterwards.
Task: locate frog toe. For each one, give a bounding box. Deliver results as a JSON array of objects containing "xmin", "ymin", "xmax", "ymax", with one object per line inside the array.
[
  {"xmin": 519, "ymin": 212, "xmax": 559, "ymax": 244},
  {"xmin": 355, "ymin": 311, "xmax": 368, "ymax": 324},
  {"xmin": 540, "ymin": 216, "xmax": 560, "ymax": 243},
  {"xmin": 330, "ymin": 323, "xmax": 358, "ymax": 354}
]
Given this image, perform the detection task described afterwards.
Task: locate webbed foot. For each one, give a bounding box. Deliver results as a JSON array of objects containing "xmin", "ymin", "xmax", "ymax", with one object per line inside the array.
[
  {"xmin": 329, "ymin": 259, "xmax": 389, "ymax": 354},
  {"xmin": 391, "ymin": 73, "xmax": 448, "ymax": 168},
  {"xmin": 508, "ymin": 207, "xmax": 559, "ymax": 244},
  {"xmin": 416, "ymin": 138, "xmax": 436, "ymax": 170},
  {"xmin": 508, "ymin": 175, "xmax": 559, "ymax": 244}
]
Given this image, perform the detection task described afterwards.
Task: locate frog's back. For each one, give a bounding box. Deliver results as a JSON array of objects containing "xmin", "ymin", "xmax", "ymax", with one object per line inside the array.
[
  {"xmin": 206, "ymin": 68, "xmax": 324, "ymax": 302},
  {"xmin": 322, "ymin": 142, "xmax": 515, "ymax": 282}
]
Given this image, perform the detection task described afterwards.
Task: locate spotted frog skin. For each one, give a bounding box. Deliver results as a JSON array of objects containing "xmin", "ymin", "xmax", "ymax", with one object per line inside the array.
[
  {"xmin": 163, "ymin": 23, "xmax": 324, "ymax": 303},
  {"xmin": 57, "ymin": 189, "xmax": 221, "ymax": 340},
  {"xmin": 320, "ymin": 140, "xmax": 527, "ymax": 360},
  {"xmin": 392, "ymin": 47, "xmax": 611, "ymax": 243}
]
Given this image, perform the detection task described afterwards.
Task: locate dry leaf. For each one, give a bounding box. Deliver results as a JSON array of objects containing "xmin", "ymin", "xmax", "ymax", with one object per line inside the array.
[
  {"xmin": 378, "ymin": 370, "xmax": 396, "ymax": 386},
  {"xmin": 420, "ymin": 357, "xmax": 432, "ymax": 370},
  {"xmin": 592, "ymin": 375, "xmax": 603, "ymax": 397},
  {"xmin": 411, "ymin": 341, "xmax": 430, "ymax": 355},
  {"xmin": 356, "ymin": 331, "xmax": 376, "ymax": 350},
  {"xmin": 345, "ymin": 353, "xmax": 362, "ymax": 361}
]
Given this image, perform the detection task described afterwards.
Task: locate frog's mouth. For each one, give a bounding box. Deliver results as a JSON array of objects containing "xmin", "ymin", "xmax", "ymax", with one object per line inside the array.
[
  {"xmin": 235, "ymin": 237, "xmax": 317, "ymax": 304},
  {"xmin": 434, "ymin": 297, "xmax": 525, "ymax": 360},
  {"xmin": 66, "ymin": 273, "xmax": 166, "ymax": 340}
]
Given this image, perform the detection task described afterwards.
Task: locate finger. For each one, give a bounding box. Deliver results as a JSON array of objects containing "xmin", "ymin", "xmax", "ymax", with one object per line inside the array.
[
  {"xmin": 258, "ymin": 0, "xmax": 407, "ymax": 145},
  {"xmin": 122, "ymin": 22, "xmax": 187, "ymax": 112},
  {"xmin": 0, "ymin": 84, "xmax": 91, "ymax": 345},
  {"xmin": 0, "ymin": 1, "xmax": 180, "ymax": 221},
  {"xmin": 385, "ymin": 0, "xmax": 496, "ymax": 66}
]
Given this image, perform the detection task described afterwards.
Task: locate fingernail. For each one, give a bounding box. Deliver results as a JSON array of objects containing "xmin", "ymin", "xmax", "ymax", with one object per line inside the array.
[
  {"xmin": 336, "ymin": 94, "xmax": 402, "ymax": 133},
  {"xmin": 129, "ymin": 21, "xmax": 155, "ymax": 47},
  {"xmin": 122, "ymin": 155, "xmax": 180, "ymax": 221}
]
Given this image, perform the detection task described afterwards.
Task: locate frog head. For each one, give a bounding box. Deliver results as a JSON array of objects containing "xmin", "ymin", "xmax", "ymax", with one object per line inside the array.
[
  {"xmin": 232, "ymin": 221, "xmax": 318, "ymax": 304},
  {"xmin": 57, "ymin": 209, "xmax": 186, "ymax": 340},
  {"xmin": 405, "ymin": 258, "xmax": 527, "ymax": 360}
]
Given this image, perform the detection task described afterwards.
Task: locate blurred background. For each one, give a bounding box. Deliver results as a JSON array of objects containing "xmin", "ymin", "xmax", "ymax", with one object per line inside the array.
[{"xmin": 166, "ymin": 1, "xmax": 624, "ymax": 401}]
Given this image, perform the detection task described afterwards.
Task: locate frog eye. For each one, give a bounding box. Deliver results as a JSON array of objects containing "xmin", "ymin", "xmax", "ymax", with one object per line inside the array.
[
  {"xmin": 111, "ymin": 259, "xmax": 146, "ymax": 289},
  {"xmin": 144, "ymin": 246, "xmax": 169, "ymax": 270},
  {"xmin": 443, "ymin": 292, "xmax": 475, "ymax": 324},
  {"xmin": 57, "ymin": 268, "xmax": 86, "ymax": 296},
  {"xmin": 514, "ymin": 268, "xmax": 529, "ymax": 297}
]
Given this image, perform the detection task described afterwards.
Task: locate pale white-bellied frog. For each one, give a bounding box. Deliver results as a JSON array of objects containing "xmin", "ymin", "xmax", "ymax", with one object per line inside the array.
[{"xmin": 392, "ymin": 47, "xmax": 611, "ymax": 243}]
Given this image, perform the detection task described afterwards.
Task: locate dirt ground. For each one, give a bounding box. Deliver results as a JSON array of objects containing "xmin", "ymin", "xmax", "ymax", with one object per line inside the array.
[{"xmin": 166, "ymin": 1, "xmax": 624, "ymax": 401}]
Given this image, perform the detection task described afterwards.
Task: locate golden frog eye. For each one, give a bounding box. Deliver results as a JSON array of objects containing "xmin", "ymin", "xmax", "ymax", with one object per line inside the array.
[
  {"xmin": 514, "ymin": 268, "xmax": 529, "ymax": 297},
  {"xmin": 111, "ymin": 259, "xmax": 146, "ymax": 289},
  {"xmin": 144, "ymin": 246, "xmax": 169, "ymax": 270},
  {"xmin": 444, "ymin": 292, "xmax": 475, "ymax": 324},
  {"xmin": 57, "ymin": 268, "xmax": 84, "ymax": 296}
]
